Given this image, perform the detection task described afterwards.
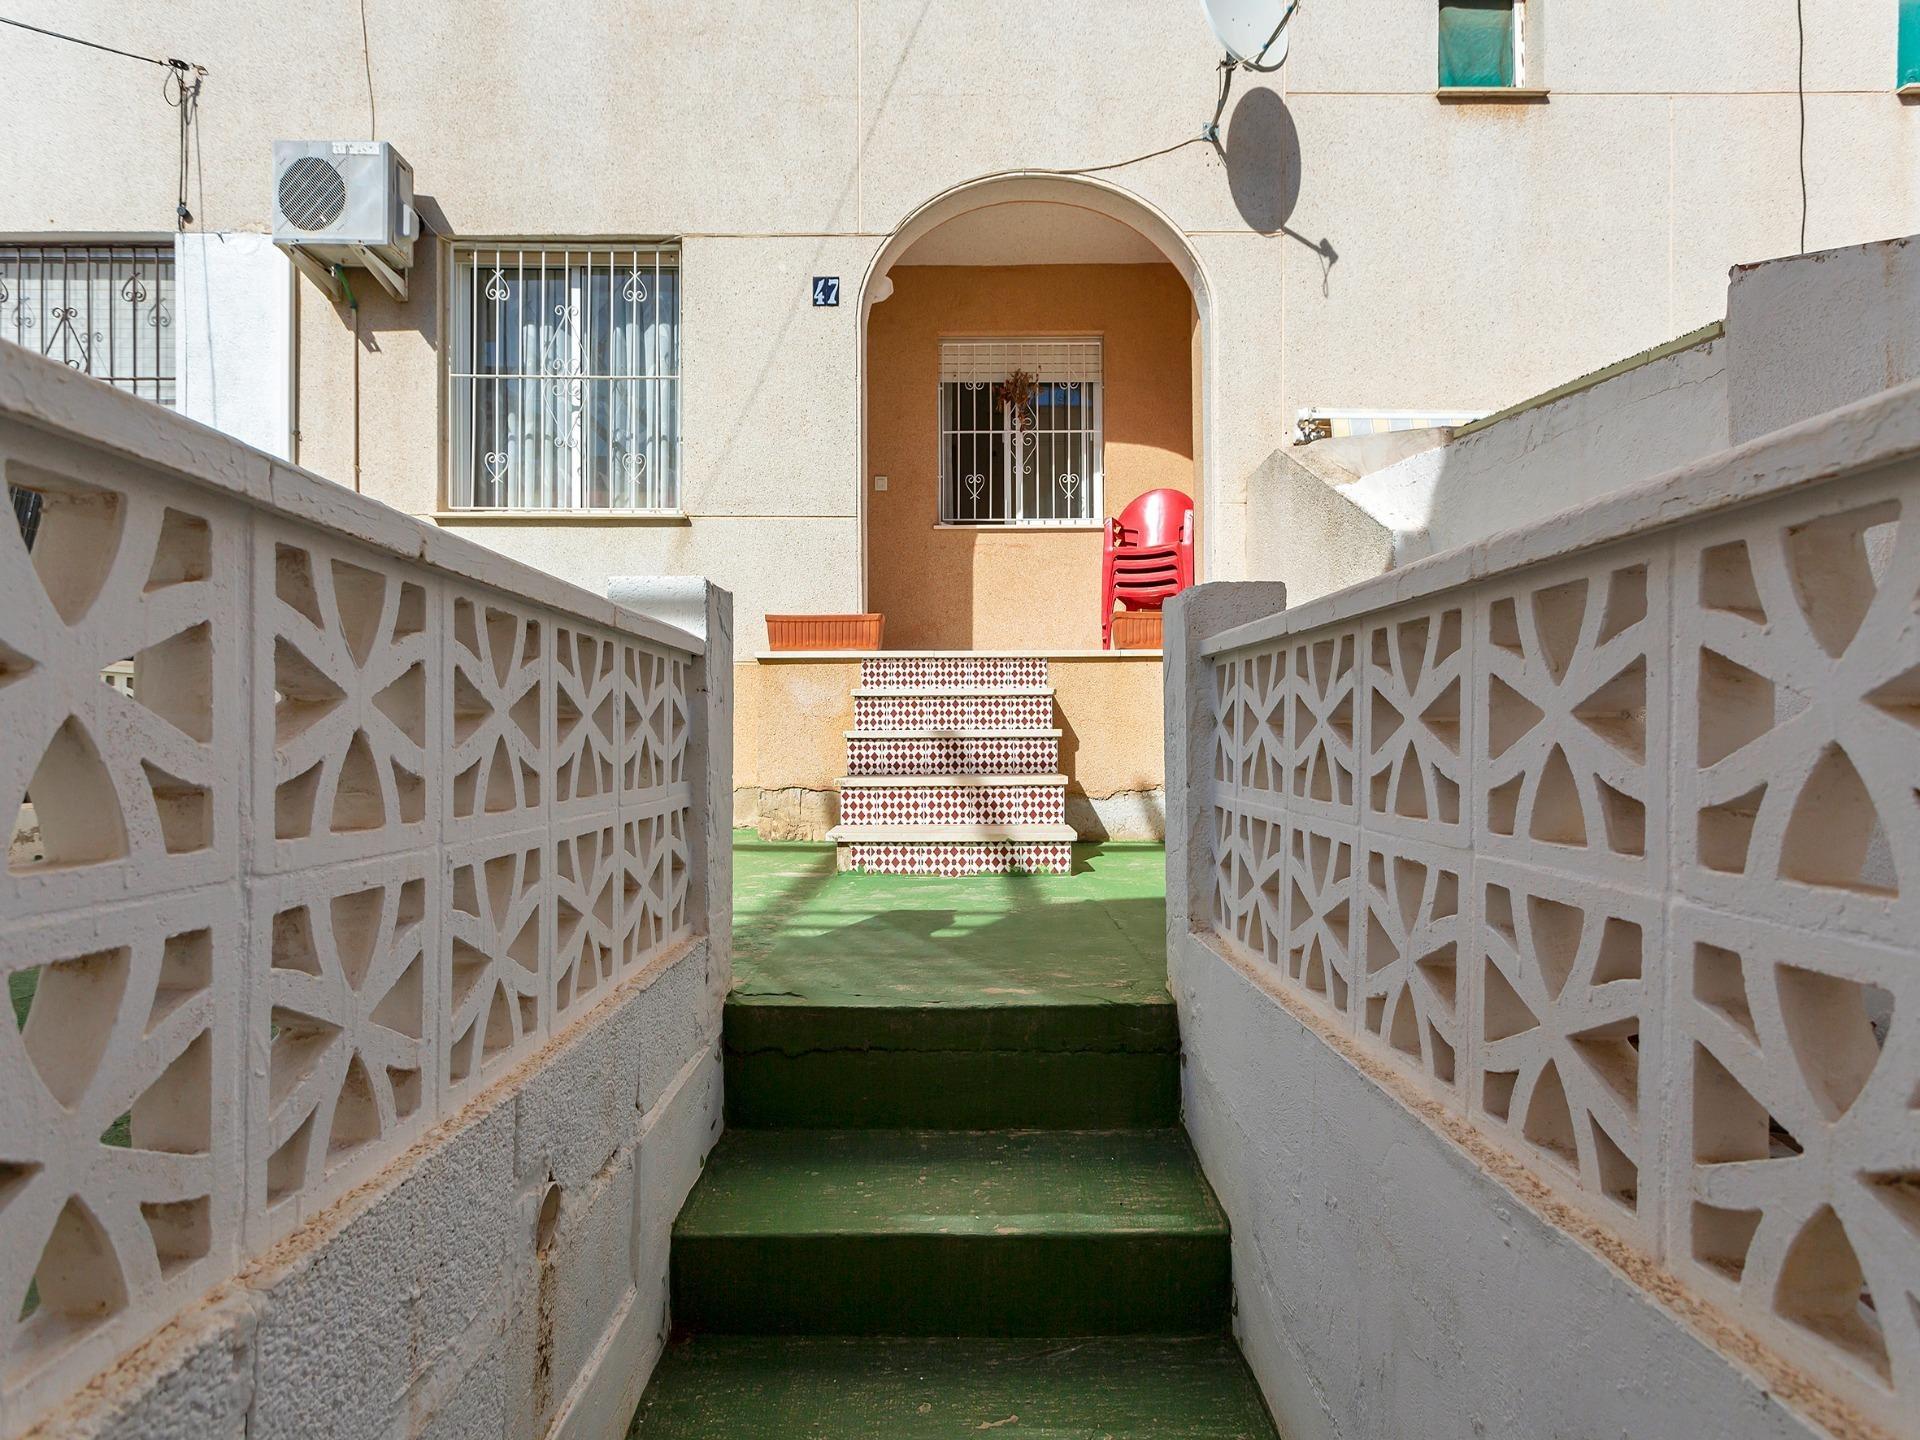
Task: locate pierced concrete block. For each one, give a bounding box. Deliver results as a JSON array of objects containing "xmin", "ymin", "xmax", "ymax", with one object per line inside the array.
[
  {"xmin": 0, "ymin": 892, "xmax": 243, "ymax": 1423},
  {"xmin": 252, "ymin": 522, "xmax": 439, "ymax": 875},
  {"xmin": 248, "ymin": 855, "xmax": 440, "ymax": 1245},
  {"xmin": 1, "ymin": 431, "xmax": 245, "ymax": 919}
]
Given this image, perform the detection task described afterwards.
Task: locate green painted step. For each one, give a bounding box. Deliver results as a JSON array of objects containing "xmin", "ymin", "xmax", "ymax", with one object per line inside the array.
[
  {"xmin": 724, "ymin": 1000, "xmax": 1178, "ymax": 1128},
  {"xmin": 629, "ymin": 1335, "xmax": 1280, "ymax": 1438},
  {"xmin": 671, "ymin": 1128, "xmax": 1229, "ymax": 1336}
]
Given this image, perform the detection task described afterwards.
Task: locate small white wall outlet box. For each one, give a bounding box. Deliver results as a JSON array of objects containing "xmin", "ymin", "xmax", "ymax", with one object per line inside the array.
[{"xmin": 873, "ymin": 475, "xmax": 889, "ymax": 491}]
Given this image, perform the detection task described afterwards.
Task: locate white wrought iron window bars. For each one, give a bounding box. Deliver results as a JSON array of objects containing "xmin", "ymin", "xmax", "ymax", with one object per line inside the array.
[
  {"xmin": 449, "ymin": 246, "xmax": 681, "ymax": 512},
  {"xmin": 0, "ymin": 244, "xmax": 176, "ymax": 405},
  {"xmin": 939, "ymin": 338, "xmax": 1103, "ymax": 527},
  {"xmin": 2, "ymin": 243, "xmax": 176, "ymax": 547}
]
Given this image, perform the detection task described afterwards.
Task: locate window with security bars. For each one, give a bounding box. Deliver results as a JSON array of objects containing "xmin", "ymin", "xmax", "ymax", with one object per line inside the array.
[
  {"xmin": 0, "ymin": 244, "xmax": 176, "ymax": 404},
  {"xmin": 3, "ymin": 244, "xmax": 176, "ymax": 550},
  {"xmin": 939, "ymin": 338, "xmax": 1103, "ymax": 526},
  {"xmin": 449, "ymin": 246, "xmax": 680, "ymax": 512}
]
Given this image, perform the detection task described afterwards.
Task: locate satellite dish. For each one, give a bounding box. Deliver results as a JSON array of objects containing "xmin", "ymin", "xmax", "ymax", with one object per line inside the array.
[{"xmin": 1198, "ymin": 0, "xmax": 1296, "ymax": 70}]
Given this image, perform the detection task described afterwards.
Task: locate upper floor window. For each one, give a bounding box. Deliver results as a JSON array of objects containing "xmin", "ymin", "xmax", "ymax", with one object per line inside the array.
[
  {"xmin": 1439, "ymin": 0, "xmax": 1524, "ymax": 88},
  {"xmin": 449, "ymin": 245, "xmax": 680, "ymax": 512},
  {"xmin": 938, "ymin": 338, "xmax": 1103, "ymax": 527},
  {"xmin": 0, "ymin": 244, "xmax": 176, "ymax": 405},
  {"xmin": 1901, "ymin": 0, "xmax": 1920, "ymax": 89}
]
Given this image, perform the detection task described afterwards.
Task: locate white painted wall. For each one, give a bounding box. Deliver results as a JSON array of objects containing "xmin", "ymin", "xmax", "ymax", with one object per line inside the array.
[
  {"xmin": 1254, "ymin": 231, "xmax": 1920, "ymax": 598},
  {"xmin": 1730, "ymin": 232, "xmax": 1920, "ymax": 443},
  {"xmin": 1335, "ymin": 336, "xmax": 1731, "ymax": 565},
  {"xmin": 1, "ymin": 0, "xmax": 1915, "ymax": 624},
  {"xmin": 174, "ymin": 232, "xmax": 294, "ymax": 459}
]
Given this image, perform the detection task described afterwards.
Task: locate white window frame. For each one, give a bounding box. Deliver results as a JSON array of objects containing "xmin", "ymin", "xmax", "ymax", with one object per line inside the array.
[
  {"xmin": 937, "ymin": 337, "xmax": 1105, "ymax": 529},
  {"xmin": 446, "ymin": 243, "xmax": 681, "ymax": 514}
]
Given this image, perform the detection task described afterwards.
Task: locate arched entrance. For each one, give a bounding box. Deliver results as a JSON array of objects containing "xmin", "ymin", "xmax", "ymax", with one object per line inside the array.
[{"xmin": 854, "ymin": 174, "xmax": 1215, "ymax": 650}]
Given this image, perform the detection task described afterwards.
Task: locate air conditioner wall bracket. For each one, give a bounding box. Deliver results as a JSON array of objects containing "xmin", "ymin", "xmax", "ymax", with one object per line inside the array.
[{"xmin": 348, "ymin": 244, "xmax": 408, "ymax": 302}]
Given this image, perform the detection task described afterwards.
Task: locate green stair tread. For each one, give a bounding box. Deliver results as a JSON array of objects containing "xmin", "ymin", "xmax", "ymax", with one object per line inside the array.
[
  {"xmin": 629, "ymin": 1335, "xmax": 1280, "ymax": 1438},
  {"xmin": 675, "ymin": 1128, "xmax": 1225, "ymax": 1239}
]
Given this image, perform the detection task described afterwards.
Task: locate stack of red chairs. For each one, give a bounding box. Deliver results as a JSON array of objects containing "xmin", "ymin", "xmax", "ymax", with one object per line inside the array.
[{"xmin": 1102, "ymin": 488, "xmax": 1195, "ymax": 649}]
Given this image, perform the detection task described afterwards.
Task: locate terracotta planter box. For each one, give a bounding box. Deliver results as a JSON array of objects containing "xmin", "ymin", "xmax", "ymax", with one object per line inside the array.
[
  {"xmin": 1110, "ymin": 611, "xmax": 1164, "ymax": 651},
  {"xmin": 766, "ymin": 613, "xmax": 885, "ymax": 651}
]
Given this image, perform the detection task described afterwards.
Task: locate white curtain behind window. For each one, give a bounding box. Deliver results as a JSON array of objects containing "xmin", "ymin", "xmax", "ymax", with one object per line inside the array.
[{"xmin": 451, "ymin": 248, "xmax": 679, "ymax": 511}]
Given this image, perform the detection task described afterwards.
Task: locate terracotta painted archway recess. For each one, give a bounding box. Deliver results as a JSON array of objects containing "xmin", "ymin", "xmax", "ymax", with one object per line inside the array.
[{"xmin": 854, "ymin": 172, "xmax": 1217, "ymax": 624}]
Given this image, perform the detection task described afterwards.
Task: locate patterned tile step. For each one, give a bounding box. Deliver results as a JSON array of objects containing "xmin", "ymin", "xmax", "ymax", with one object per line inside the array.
[
  {"xmin": 861, "ymin": 656, "xmax": 1050, "ymax": 690},
  {"xmin": 836, "ymin": 773, "xmax": 1070, "ymax": 785},
  {"xmin": 846, "ymin": 733, "xmax": 1059, "ymax": 776},
  {"xmin": 854, "ymin": 692, "xmax": 1053, "ymax": 730},
  {"xmin": 838, "ymin": 779, "xmax": 1067, "ymax": 826},
  {"xmin": 833, "ymin": 837, "xmax": 1075, "ymax": 876}
]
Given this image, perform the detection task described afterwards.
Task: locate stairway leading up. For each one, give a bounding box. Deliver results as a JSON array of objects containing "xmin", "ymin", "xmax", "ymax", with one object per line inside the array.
[
  {"xmin": 626, "ymin": 842, "xmax": 1279, "ymax": 1438},
  {"xmin": 827, "ymin": 654, "xmax": 1077, "ymax": 875}
]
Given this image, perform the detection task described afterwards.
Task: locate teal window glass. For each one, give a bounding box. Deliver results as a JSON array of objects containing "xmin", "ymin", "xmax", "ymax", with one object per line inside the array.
[
  {"xmin": 1439, "ymin": 1, "xmax": 1517, "ymax": 88},
  {"xmin": 1901, "ymin": 0, "xmax": 1920, "ymax": 87}
]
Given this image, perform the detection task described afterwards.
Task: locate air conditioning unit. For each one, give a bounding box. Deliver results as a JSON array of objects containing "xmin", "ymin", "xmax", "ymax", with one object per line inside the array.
[{"xmin": 271, "ymin": 140, "xmax": 418, "ymax": 300}]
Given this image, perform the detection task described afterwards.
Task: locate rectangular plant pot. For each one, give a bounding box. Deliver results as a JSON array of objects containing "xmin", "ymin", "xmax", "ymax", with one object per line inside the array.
[
  {"xmin": 1110, "ymin": 611, "xmax": 1164, "ymax": 651},
  {"xmin": 767, "ymin": 613, "xmax": 885, "ymax": 651}
]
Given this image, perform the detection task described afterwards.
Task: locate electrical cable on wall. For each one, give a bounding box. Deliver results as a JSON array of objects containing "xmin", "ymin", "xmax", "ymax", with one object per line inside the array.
[
  {"xmin": 968, "ymin": 0, "xmax": 1299, "ymax": 186},
  {"xmin": 166, "ymin": 61, "xmax": 204, "ymax": 229},
  {"xmin": 0, "ymin": 15, "xmax": 207, "ymax": 230},
  {"xmin": 358, "ymin": 0, "xmax": 377, "ymax": 138},
  {"xmin": 963, "ymin": 56, "xmax": 1240, "ymax": 185}
]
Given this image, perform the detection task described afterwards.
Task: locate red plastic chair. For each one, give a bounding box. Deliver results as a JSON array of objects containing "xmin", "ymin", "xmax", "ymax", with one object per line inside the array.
[{"xmin": 1103, "ymin": 488, "xmax": 1195, "ymax": 649}]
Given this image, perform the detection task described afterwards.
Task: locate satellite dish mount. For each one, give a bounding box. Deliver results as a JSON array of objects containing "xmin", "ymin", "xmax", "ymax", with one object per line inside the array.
[{"xmin": 1197, "ymin": 0, "xmax": 1299, "ymax": 141}]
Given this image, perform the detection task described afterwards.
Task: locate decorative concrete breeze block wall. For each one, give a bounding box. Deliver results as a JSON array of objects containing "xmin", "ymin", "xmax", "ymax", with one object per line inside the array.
[
  {"xmin": 1168, "ymin": 381, "xmax": 1920, "ymax": 1440},
  {"xmin": 0, "ymin": 346, "xmax": 731, "ymax": 1437}
]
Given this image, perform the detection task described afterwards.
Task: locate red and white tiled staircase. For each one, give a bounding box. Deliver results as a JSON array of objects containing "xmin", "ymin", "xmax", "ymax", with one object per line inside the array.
[{"xmin": 828, "ymin": 655, "xmax": 1075, "ymax": 875}]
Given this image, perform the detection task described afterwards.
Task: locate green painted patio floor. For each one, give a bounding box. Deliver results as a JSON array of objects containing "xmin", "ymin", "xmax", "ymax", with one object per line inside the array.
[
  {"xmin": 731, "ymin": 835, "xmax": 1169, "ymax": 1011},
  {"xmin": 628, "ymin": 1336, "xmax": 1277, "ymax": 1438}
]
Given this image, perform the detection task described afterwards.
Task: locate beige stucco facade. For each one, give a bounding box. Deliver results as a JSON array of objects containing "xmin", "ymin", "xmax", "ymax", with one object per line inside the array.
[
  {"xmin": 4, "ymin": 0, "xmax": 1919, "ymax": 841},
  {"xmin": 867, "ymin": 261, "xmax": 1196, "ymax": 651}
]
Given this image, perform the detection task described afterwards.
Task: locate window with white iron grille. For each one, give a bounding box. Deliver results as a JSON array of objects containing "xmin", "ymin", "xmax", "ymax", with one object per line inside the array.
[
  {"xmin": 0, "ymin": 244, "xmax": 176, "ymax": 405},
  {"xmin": 449, "ymin": 245, "xmax": 681, "ymax": 512},
  {"xmin": 939, "ymin": 338, "xmax": 1103, "ymax": 526}
]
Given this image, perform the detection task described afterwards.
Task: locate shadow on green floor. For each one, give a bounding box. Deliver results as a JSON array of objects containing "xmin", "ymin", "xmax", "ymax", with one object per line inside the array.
[{"xmin": 731, "ymin": 834, "xmax": 1169, "ymax": 1010}]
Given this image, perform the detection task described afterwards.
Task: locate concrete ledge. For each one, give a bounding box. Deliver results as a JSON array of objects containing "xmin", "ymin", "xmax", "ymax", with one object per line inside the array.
[
  {"xmin": 432, "ymin": 510, "xmax": 691, "ymax": 525},
  {"xmin": 1436, "ymin": 86, "xmax": 1550, "ymax": 102}
]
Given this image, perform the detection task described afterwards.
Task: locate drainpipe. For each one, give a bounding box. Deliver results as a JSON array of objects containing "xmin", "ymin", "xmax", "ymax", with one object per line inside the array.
[{"xmin": 332, "ymin": 263, "xmax": 362, "ymax": 494}]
